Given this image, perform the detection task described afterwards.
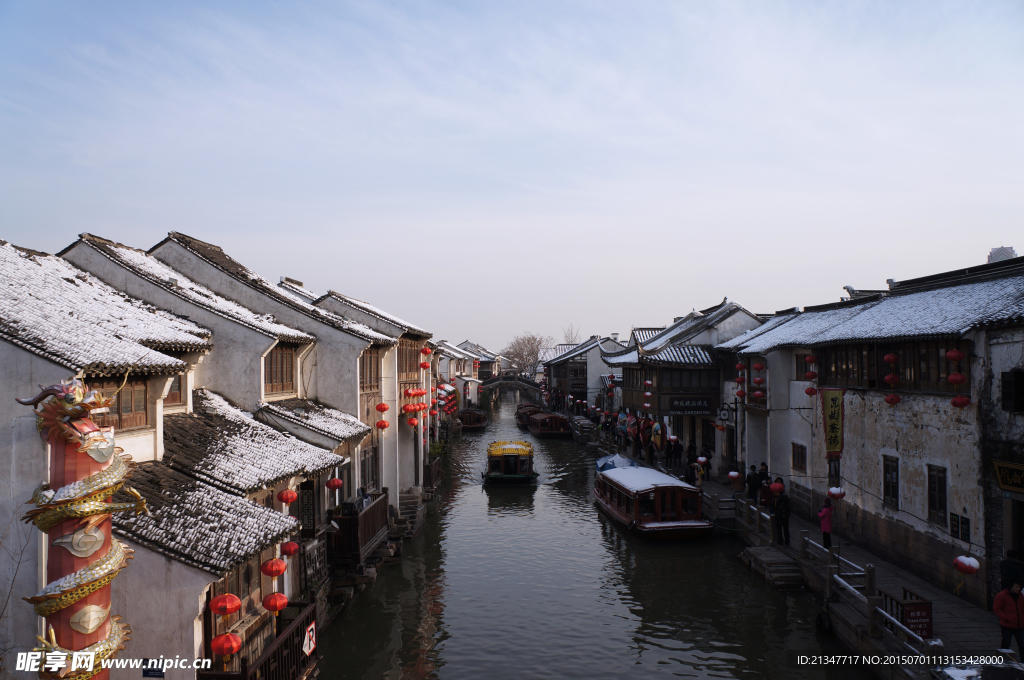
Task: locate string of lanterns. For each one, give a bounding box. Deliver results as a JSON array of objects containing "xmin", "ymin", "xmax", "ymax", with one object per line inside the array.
[
  {"xmin": 734, "ymin": 363, "xmax": 746, "ymax": 400},
  {"xmin": 804, "ymin": 356, "xmax": 818, "ymax": 396}
]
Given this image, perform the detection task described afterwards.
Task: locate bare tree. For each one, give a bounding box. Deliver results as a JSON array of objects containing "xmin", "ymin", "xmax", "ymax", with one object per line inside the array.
[
  {"xmin": 502, "ymin": 333, "xmax": 553, "ymax": 378},
  {"xmin": 561, "ymin": 324, "xmax": 580, "ymax": 344},
  {"xmin": 0, "ymin": 513, "xmax": 33, "ymax": 672}
]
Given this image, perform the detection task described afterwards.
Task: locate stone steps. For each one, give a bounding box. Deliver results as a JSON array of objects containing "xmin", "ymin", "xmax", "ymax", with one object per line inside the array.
[{"xmin": 741, "ymin": 546, "xmax": 805, "ymax": 590}]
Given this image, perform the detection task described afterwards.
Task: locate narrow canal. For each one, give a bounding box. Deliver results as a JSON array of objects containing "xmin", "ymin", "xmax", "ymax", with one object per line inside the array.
[{"xmin": 321, "ymin": 395, "xmax": 872, "ymax": 680}]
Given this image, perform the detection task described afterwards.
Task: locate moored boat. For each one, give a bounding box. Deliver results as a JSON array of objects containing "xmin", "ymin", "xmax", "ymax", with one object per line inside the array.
[
  {"xmin": 483, "ymin": 440, "xmax": 539, "ymax": 484},
  {"xmin": 527, "ymin": 412, "xmax": 571, "ymax": 438},
  {"xmin": 594, "ymin": 467, "xmax": 713, "ymax": 540},
  {"xmin": 458, "ymin": 408, "xmax": 488, "ymax": 431},
  {"xmin": 515, "ymin": 405, "xmax": 544, "ymax": 428}
]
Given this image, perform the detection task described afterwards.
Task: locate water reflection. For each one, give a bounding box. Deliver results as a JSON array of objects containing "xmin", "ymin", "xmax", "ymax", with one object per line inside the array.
[{"xmin": 320, "ymin": 394, "xmax": 872, "ymax": 680}]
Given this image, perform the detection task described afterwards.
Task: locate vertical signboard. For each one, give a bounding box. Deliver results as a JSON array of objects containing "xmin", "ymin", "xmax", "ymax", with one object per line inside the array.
[{"xmin": 820, "ymin": 389, "xmax": 845, "ymax": 459}]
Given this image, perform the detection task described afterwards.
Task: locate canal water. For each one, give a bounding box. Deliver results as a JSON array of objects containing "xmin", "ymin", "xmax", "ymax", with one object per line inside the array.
[{"xmin": 320, "ymin": 395, "xmax": 872, "ymax": 680}]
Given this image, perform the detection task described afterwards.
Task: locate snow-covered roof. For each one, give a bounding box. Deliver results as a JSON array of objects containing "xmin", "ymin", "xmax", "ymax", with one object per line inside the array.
[
  {"xmin": 641, "ymin": 344, "xmax": 716, "ymax": 366},
  {"xmin": 600, "ymin": 466, "xmax": 697, "ymax": 493},
  {"xmin": 258, "ymin": 398, "xmax": 370, "ymax": 444},
  {"xmin": 458, "ymin": 341, "xmax": 497, "ymax": 361},
  {"xmin": 437, "ymin": 340, "xmax": 477, "ymax": 360},
  {"xmin": 536, "ymin": 348, "xmax": 558, "ymax": 364},
  {"xmin": 113, "ymin": 462, "xmax": 298, "ymax": 576},
  {"xmin": 629, "ymin": 328, "xmax": 664, "ymax": 346},
  {"xmin": 278, "ymin": 278, "xmax": 318, "ymax": 301},
  {"xmin": 74, "ymin": 235, "xmax": 315, "ymax": 345},
  {"xmin": 554, "ymin": 343, "xmax": 578, "ymax": 355},
  {"xmin": 643, "ymin": 301, "xmax": 756, "ymax": 351},
  {"xmin": 158, "ymin": 233, "xmax": 397, "ymax": 346},
  {"xmin": 163, "ymin": 389, "xmax": 346, "ymax": 495},
  {"xmin": 0, "ymin": 241, "xmax": 211, "ymax": 375},
  {"xmin": 715, "ymin": 313, "xmax": 795, "ymax": 351},
  {"xmin": 318, "ymin": 290, "xmax": 431, "ymax": 338},
  {"xmin": 602, "ymin": 349, "xmax": 639, "ymax": 366}
]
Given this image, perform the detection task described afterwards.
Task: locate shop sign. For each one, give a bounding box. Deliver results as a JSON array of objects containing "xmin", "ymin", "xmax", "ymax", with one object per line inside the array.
[
  {"xmin": 667, "ymin": 396, "xmax": 716, "ymax": 416},
  {"xmin": 820, "ymin": 389, "xmax": 845, "ymax": 459},
  {"xmin": 994, "ymin": 460, "xmax": 1024, "ymax": 494}
]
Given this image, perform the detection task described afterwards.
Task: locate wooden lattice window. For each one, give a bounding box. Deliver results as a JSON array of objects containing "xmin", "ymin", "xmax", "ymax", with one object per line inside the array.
[
  {"xmin": 165, "ymin": 375, "xmax": 182, "ymax": 405},
  {"xmin": 883, "ymin": 456, "xmax": 899, "ymax": 509},
  {"xmin": 265, "ymin": 344, "xmax": 296, "ymax": 394},
  {"xmin": 791, "ymin": 443, "xmax": 807, "ymax": 472},
  {"xmin": 360, "ymin": 348, "xmax": 381, "ymax": 392},
  {"xmin": 91, "ymin": 377, "xmax": 149, "ymax": 430},
  {"xmin": 927, "ymin": 465, "xmax": 947, "ymax": 525},
  {"xmin": 398, "ymin": 338, "xmax": 420, "ymax": 381}
]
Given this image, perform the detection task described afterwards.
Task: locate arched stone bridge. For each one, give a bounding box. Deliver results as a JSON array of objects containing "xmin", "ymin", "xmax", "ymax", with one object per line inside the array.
[{"xmin": 479, "ymin": 375, "xmax": 544, "ymax": 402}]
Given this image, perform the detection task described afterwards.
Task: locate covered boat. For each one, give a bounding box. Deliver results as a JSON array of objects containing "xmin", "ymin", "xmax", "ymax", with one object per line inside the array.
[
  {"xmin": 483, "ymin": 440, "xmax": 539, "ymax": 484},
  {"xmin": 515, "ymin": 404, "xmax": 544, "ymax": 429},
  {"xmin": 594, "ymin": 467, "xmax": 712, "ymax": 540},
  {"xmin": 595, "ymin": 453, "xmax": 639, "ymax": 472},
  {"xmin": 527, "ymin": 412, "xmax": 571, "ymax": 438},
  {"xmin": 458, "ymin": 408, "xmax": 488, "ymax": 431}
]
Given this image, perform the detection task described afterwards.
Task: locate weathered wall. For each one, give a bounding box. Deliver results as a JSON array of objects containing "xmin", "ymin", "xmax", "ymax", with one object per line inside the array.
[{"xmin": 315, "ymin": 295, "xmax": 405, "ymax": 339}]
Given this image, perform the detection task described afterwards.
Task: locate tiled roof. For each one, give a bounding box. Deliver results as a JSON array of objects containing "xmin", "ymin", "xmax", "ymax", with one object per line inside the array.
[
  {"xmin": 437, "ymin": 340, "xmax": 477, "ymax": 360},
  {"xmin": 113, "ymin": 462, "xmax": 298, "ymax": 576},
  {"xmin": 602, "ymin": 349, "xmax": 639, "ymax": 366},
  {"xmin": 163, "ymin": 390, "xmax": 346, "ymax": 496},
  {"xmin": 0, "ymin": 241, "xmax": 211, "ymax": 375},
  {"xmin": 643, "ymin": 301, "xmax": 757, "ymax": 351},
  {"xmin": 258, "ymin": 398, "xmax": 370, "ymax": 444},
  {"xmin": 641, "ymin": 344, "xmax": 717, "ymax": 366},
  {"xmin": 554, "ymin": 343, "xmax": 578, "ymax": 355},
  {"xmin": 458, "ymin": 341, "xmax": 497, "ymax": 361},
  {"xmin": 278, "ymin": 279, "xmax": 318, "ymax": 301},
  {"xmin": 715, "ymin": 313, "xmax": 796, "ymax": 351},
  {"xmin": 75, "ymin": 235, "xmax": 315, "ymax": 345},
  {"xmin": 319, "ymin": 291, "xmax": 430, "ymax": 338},
  {"xmin": 629, "ymin": 329, "xmax": 663, "ymax": 345},
  {"xmin": 158, "ymin": 233, "xmax": 397, "ymax": 346}
]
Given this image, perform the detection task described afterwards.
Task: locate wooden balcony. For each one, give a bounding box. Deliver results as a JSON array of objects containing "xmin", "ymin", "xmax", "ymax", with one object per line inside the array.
[
  {"xmin": 328, "ymin": 489, "xmax": 389, "ymax": 564},
  {"xmin": 197, "ymin": 600, "xmax": 317, "ymax": 680},
  {"xmin": 423, "ymin": 457, "xmax": 442, "ymax": 489}
]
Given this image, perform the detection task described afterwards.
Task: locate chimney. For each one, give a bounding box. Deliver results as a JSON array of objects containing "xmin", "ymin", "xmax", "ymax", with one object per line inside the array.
[
  {"xmin": 610, "ymin": 333, "xmax": 619, "ymax": 341},
  {"xmin": 281, "ymin": 276, "xmax": 304, "ymax": 287}
]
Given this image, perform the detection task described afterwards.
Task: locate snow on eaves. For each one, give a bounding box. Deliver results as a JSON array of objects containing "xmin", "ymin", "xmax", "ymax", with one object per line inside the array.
[
  {"xmin": 113, "ymin": 461, "xmax": 298, "ymax": 576},
  {"xmin": 278, "ymin": 279, "xmax": 319, "ymax": 301},
  {"xmin": 603, "ymin": 349, "xmax": 639, "ymax": 366},
  {"xmin": 259, "ymin": 398, "xmax": 370, "ymax": 444},
  {"xmin": 320, "ymin": 291, "xmax": 431, "ymax": 338},
  {"xmin": 715, "ymin": 313, "xmax": 795, "ymax": 351},
  {"xmin": 79, "ymin": 235, "xmax": 315, "ymax": 345},
  {"xmin": 642, "ymin": 344, "xmax": 716, "ymax": 366},
  {"xmin": 163, "ymin": 232, "xmax": 397, "ymax": 346},
  {"xmin": 0, "ymin": 242, "xmax": 211, "ymax": 375},
  {"xmin": 163, "ymin": 389, "xmax": 345, "ymax": 496}
]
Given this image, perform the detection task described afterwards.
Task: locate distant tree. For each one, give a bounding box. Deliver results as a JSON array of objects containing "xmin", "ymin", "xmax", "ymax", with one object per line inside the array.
[
  {"xmin": 502, "ymin": 333, "xmax": 554, "ymax": 378},
  {"xmin": 562, "ymin": 324, "xmax": 581, "ymax": 344}
]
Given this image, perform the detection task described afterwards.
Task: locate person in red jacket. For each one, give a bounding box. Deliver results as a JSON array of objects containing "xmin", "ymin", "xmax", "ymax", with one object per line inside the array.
[
  {"xmin": 994, "ymin": 582, "xmax": 1024, "ymax": 653},
  {"xmin": 818, "ymin": 498, "xmax": 834, "ymax": 549}
]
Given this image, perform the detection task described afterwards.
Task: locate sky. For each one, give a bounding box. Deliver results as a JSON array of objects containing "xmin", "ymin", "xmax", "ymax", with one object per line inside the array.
[{"xmin": 1, "ymin": 1, "xmax": 1022, "ymax": 351}]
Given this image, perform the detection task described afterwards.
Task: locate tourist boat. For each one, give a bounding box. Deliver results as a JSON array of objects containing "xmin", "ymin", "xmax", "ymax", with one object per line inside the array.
[
  {"xmin": 593, "ymin": 467, "xmax": 713, "ymax": 540},
  {"xmin": 515, "ymin": 405, "xmax": 544, "ymax": 429},
  {"xmin": 483, "ymin": 441, "xmax": 539, "ymax": 484},
  {"xmin": 458, "ymin": 408, "xmax": 488, "ymax": 431},
  {"xmin": 527, "ymin": 412, "xmax": 572, "ymax": 438}
]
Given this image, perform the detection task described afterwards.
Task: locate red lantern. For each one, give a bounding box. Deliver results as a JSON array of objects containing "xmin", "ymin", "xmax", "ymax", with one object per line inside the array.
[
  {"xmin": 728, "ymin": 471, "xmax": 740, "ymax": 480},
  {"xmin": 752, "ymin": 377, "xmax": 764, "ymax": 386},
  {"xmin": 805, "ymin": 356, "xmax": 817, "ymax": 365},
  {"xmin": 752, "ymin": 363, "xmax": 765, "ymax": 371},
  {"xmin": 770, "ymin": 482, "xmax": 784, "ymax": 494},
  {"xmin": 644, "ymin": 392, "xmax": 652, "ymax": 398},
  {"xmin": 375, "ymin": 403, "xmax": 389, "ymax": 413},
  {"xmin": 607, "ymin": 391, "xmax": 613, "ymax": 397},
  {"xmin": 883, "ymin": 373, "xmax": 900, "ymax": 386},
  {"xmin": 404, "ymin": 388, "xmax": 413, "ymax": 397},
  {"xmin": 697, "ymin": 456, "xmax": 707, "ymax": 465},
  {"xmin": 644, "ymin": 380, "xmax": 652, "ymax": 387},
  {"xmin": 735, "ymin": 363, "xmax": 745, "ymax": 372},
  {"xmin": 211, "ymin": 633, "xmax": 242, "ymax": 656},
  {"xmin": 604, "ymin": 411, "xmax": 611, "ymax": 416},
  {"xmin": 736, "ymin": 389, "xmax": 746, "ymax": 398},
  {"xmin": 431, "ymin": 387, "xmax": 437, "ymax": 392},
  {"xmin": 608, "ymin": 374, "xmax": 615, "ymax": 380},
  {"xmin": 430, "ymin": 398, "xmax": 436, "ymax": 405},
  {"xmin": 326, "ymin": 478, "xmax": 344, "ymax": 491},
  {"xmin": 883, "ymin": 353, "xmax": 899, "ymax": 365},
  {"xmin": 752, "ymin": 390, "xmax": 765, "ymax": 399},
  {"xmin": 827, "ymin": 487, "xmax": 845, "ymax": 500},
  {"xmin": 421, "ymin": 347, "xmax": 433, "ymax": 355},
  {"xmin": 429, "ymin": 409, "xmax": 437, "ymax": 416},
  {"xmin": 280, "ymin": 541, "xmax": 300, "ymax": 556},
  {"xmin": 210, "ymin": 593, "xmax": 241, "ymax": 616},
  {"xmin": 376, "ymin": 419, "xmax": 389, "ymax": 429},
  {"xmin": 805, "ymin": 387, "xmax": 817, "ymax": 396},
  {"xmin": 951, "ymin": 395, "xmax": 971, "ymax": 409},
  {"xmin": 408, "ymin": 417, "xmax": 419, "ymax": 427},
  {"xmin": 735, "ymin": 376, "xmax": 746, "ymax": 385},
  {"xmin": 420, "ymin": 361, "xmax": 430, "ymax": 369},
  {"xmin": 947, "ymin": 372, "xmax": 966, "ymax": 386},
  {"xmin": 261, "ymin": 558, "xmax": 287, "ymax": 577},
  {"xmin": 804, "ymin": 371, "xmax": 818, "ymax": 381},
  {"xmin": 884, "ymin": 394, "xmax": 901, "ymax": 406},
  {"xmin": 954, "ymin": 556, "xmax": 980, "ymax": 575},
  {"xmin": 643, "ymin": 403, "xmax": 651, "ymax": 409},
  {"xmin": 262, "ymin": 592, "xmax": 289, "ymax": 613},
  {"xmin": 946, "ymin": 349, "xmax": 965, "ymax": 362},
  {"xmin": 277, "ymin": 489, "xmax": 298, "ymax": 505}
]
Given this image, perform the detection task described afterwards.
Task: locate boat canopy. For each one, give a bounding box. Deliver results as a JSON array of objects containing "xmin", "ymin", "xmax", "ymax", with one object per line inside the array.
[
  {"xmin": 595, "ymin": 453, "xmax": 639, "ymax": 472},
  {"xmin": 487, "ymin": 441, "xmax": 535, "ymax": 457},
  {"xmin": 600, "ymin": 467, "xmax": 697, "ymax": 493}
]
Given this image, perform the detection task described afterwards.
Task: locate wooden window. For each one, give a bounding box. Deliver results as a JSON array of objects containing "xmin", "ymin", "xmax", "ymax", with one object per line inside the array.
[
  {"xmin": 794, "ymin": 353, "xmax": 810, "ymax": 380},
  {"xmin": 359, "ymin": 348, "xmax": 381, "ymax": 392},
  {"xmin": 882, "ymin": 456, "xmax": 899, "ymax": 509},
  {"xmin": 1003, "ymin": 371, "xmax": 1024, "ymax": 412},
  {"xmin": 265, "ymin": 344, "xmax": 296, "ymax": 394},
  {"xmin": 91, "ymin": 377, "xmax": 149, "ymax": 430},
  {"xmin": 819, "ymin": 341, "xmax": 969, "ymax": 394},
  {"xmin": 827, "ymin": 458, "xmax": 841, "ymax": 489},
  {"xmin": 398, "ymin": 339, "xmax": 420, "ymax": 381},
  {"xmin": 927, "ymin": 465, "xmax": 947, "ymax": 525},
  {"xmin": 791, "ymin": 443, "xmax": 807, "ymax": 472},
  {"xmin": 165, "ymin": 375, "xmax": 182, "ymax": 405}
]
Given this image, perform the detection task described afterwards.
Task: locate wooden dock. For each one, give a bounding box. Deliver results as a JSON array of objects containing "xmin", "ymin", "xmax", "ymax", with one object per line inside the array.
[{"xmin": 740, "ymin": 546, "xmax": 804, "ymax": 590}]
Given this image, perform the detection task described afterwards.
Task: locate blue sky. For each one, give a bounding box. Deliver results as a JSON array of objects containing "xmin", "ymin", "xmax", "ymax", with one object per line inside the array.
[{"xmin": 1, "ymin": 1, "xmax": 1022, "ymax": 350}]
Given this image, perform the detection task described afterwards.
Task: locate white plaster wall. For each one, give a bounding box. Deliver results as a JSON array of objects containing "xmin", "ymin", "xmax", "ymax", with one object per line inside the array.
[
  {"xmin": 315, "ymin": 295, "xmax": 405, "ymax": 339},
  {"xmin": 988, "ymin": 329, "xmax": 1024, "ymax": 441},
  {"xmin": 109, "ymin": 541, "xmax": 214, "ymax": 680},
  {"xmin": 379, "ymin": 346, "xmax": 400, "ymax": 509}
]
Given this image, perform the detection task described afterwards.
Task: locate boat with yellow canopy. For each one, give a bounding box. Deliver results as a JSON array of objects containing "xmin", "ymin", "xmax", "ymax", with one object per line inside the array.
[{"xmin": 483, "ymin": 440, "xmax": 539, "ymax": 484}]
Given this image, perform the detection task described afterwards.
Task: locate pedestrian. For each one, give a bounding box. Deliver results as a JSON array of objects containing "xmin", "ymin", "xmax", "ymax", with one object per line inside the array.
[
  {"xmin": 1001, "ymin": 550, "xmax": 1024, "ymax": 590},
  {"xmin": 759, "ymin": 479, "xmax": 773, "ymax": 510},
  {"xmin": 695, "ymin": 462, "xmax": 705, "ymax": 490},
  {"xmin": 758, "ymin": 462, "xmax": 769, "ymax": 488},
  {"xmin": 818, "ymin": 498, "xmax": 833, "ymax": 549},
  {"xmin": 730, "ymin": 469, "xmax": 745, "ymax": 500},
  {"xmin": 686, "ymin": 444, "xmax": 698, "ymax": 473},
  {"xmin": 773, "ymin": 481, "xmax": 791, "ymax": 545},
  {"xmin": 745, "ymin": 465, "xmax": 759, "ymax": 502},
  {"xmin": 994, "ymin": 582, "xmax": 1024, "ymax": 654},
  {"xmin": 684, "ymin": 460, "xmax": 697, "ymax": 486}
]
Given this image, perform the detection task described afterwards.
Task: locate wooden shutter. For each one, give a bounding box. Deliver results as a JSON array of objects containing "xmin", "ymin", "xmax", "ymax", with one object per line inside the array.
[{"xmin": 1003, "ymin": 371, "xmax": 1024, "ymax": 412}]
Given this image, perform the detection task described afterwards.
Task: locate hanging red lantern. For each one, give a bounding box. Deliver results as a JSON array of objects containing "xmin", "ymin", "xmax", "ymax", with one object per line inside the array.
[
  {"xmin": 951, "ymin": 395, "xmax": 971, "ymax": 409},
  {"xmin": 420, "ymin": 361, "xmax": 430, "ymax": 369},
  {"xmin": 770, "ymin": 482, "xmax": 784, "ymax": 494},
  {"xmin": 728, "ymin": 471, "xmax": 740, "ymax": 480},
  {"xmin": 421, "ymin": 347, "xmax": 432, "ymax": 355},
  {"xmin": 697, "ymin": 456, "xmax": 707, "ymax": 465},
  {"xmin": 277, "ymin": 489, "xmax": 298, "ymax": 505},
  {"xmin": 884, "ymin": 394, "xmax": 901, "ymax": 406},
  {"xmin": 261, "ymin": 558, "xmax": 287, "ymax": 577},
  {"xmin": 404, "ymin": 388, "xmax": 413, "ymax": 397},
  {"xmin": 431, "ymin": 387, "xmax": 437, "ymax": 392},
  {"xmin": 280, "ymin": 541, "xmax": 300, "ymax": 556},
  {"xmin": 644, "ymin": 392, "xmax": 652, "ymax": 398},
  {"xmin": 735, "ymin": 363, "xmax": 745, "ymax": 372},
  {"xmin": 429, "ymin": 409, "xmax": 437, "ymax": 416},
  {"xmin": 209, "ymin": 593, "xmax": 241, "ymax": 616},
  {"xmin": 262, "ymin": 592, "xmax": 289, "ymax": 614},
  {"xmin": 752, "ymin": 390, "xmax": 765, "ymax": 399},
  {"xmin": 804, "ymin": 371, "xmax": 818, "ymax": 381},
  {"xmin": 431, "ymin": 398, "xmax": 437, "ymax": 405},
  {"xmin": 736, "ymin": 389, "xmax": 746, "ymax": 398},
  {"xmin": 735, "ymin": 376, "xmax": 746, "ymax": 384},
  {"xmin": 954, "ymin": 555, "xmax": 980, "ymax": 575},
  {"xmin": 947, "ymin": 372, "xmax": 966, "ymax": 386},
  {"xmin": 402, "ymin": 404, "xmax": 414, "ymax": 413},
  {"xmin": 946, "ymin": 349, "xmax": 965, "ymax": 362},
  {"xmin": 752, "ymin": 377, "xmax": 764, "ymax": 386},
  {"xmin": 376, "ymin": 419, "xmax": 389, "ymax": 430},
  {"xmin": 604, "ymin": 411, "xmax": 610, "ymax": 416},
  {"xmin": 326, "ymin": 478, "xmax": 344, "ymax": 491},
  {"xmin": 211, "ymin": 633, "xmax": 243, "ymax": 656},
  {"xmin": 375, "ymin": 403, "xmax": 389, "ymax": 413},
  {"xmin": 408, "ymin": 417, "xmax": 419, "ymax": 427},
  {"xmin": 883, "ymin": 353, "xmax": 899, "ymax": 365},
  {"xmin": 827, "ymin": 487, "xmax": 846, "ymax": 500},
  {"xmin": 805, "ymin": 387, "xmax": 817, "ymax": 396},
  {"xmin": 883, "ymin": 373, "xmax": 900, "ymax": 386},
  {"xmin": 753, "ymin": 363, "xmax": 765, "ymax": 371},
  {"xmin": 607, "ymin": 391, "xmax": 614, "ymax": 397},
  {"xmin": 805, "ymin": 356, "xmax": 818, "ymax": 365},
  {"xmin": 643, "ymin": 403, "xmax": 651, "ymax": 409},
  {"xmin": 644, "ymin": 380, "xmax": 652, "ymax": 387}
]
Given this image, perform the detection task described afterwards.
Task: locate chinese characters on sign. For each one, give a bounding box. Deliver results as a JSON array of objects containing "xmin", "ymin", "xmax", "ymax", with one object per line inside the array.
[
  {"xmin": 902, "ymin": 602, "xmax": 933, "ymax": 639},
  {"xmin": 820, "ymin": 389, "xmax": 845, "ymax": 459},
  {"xmin": 993, "ymin": 460, "xmax": 1024, "ymax": 494},
  {"xmin": 16, "ymin": 652, "xmax": 95, "ymax": 673},
  {"xmin": 668, "ymin": 396, "xmax": 717, "ymax": 416}
]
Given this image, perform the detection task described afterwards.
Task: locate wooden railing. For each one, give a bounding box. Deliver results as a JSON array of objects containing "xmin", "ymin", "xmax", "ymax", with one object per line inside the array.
[
  {"xmin": 330, "ymin": 490, "xmax": 389, "ymax": 563},
  {"xmin": 423, "ymin": 457, "xmax": 442, "ymax": 489},
  {"xmin": 197, "ymin": 601, "xmax": 317, "ymax": 680}
]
